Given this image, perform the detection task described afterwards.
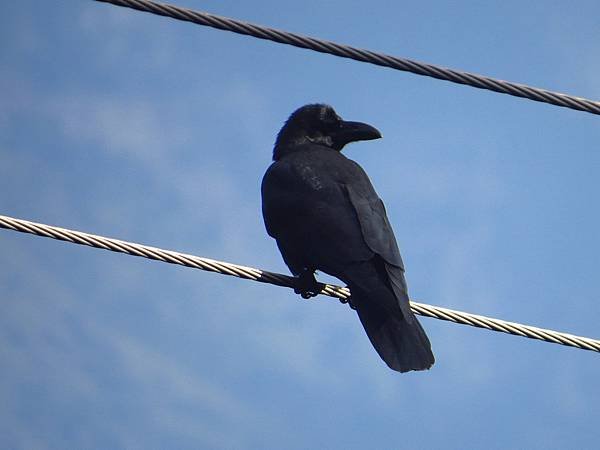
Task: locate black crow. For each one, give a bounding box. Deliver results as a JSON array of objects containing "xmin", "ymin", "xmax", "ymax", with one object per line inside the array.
[{"xmin": 261, "ymin": 104, "xmax": 434, "ymax": 372}]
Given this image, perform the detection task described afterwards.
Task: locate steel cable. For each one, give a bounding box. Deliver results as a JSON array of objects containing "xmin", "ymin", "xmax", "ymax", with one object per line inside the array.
[
  {"xmin": 1, "ymin": 214, "xmax": 598, "ymax": 353},
  {"xmin": 93, "ymin": 0, "xmax": 600, "ymax": 116}
]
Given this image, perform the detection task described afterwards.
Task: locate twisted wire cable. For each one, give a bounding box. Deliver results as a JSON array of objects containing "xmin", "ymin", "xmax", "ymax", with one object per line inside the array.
[
  {"xmin": 1, "ymin": 214, "xmax": 598, "ymax": 353},
  {"xmin": 93, "ymin": 0, "xmax": 600, "ymax": 116}
]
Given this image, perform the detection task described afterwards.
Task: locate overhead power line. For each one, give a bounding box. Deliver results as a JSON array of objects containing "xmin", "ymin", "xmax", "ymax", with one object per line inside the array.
[
  {"xmin": 1, "ymin": 214, "xmax": 599, "ymax": 353},
  {"xmin": 93, "ymin": 0, "xmax": 600, "ymax": 116}
]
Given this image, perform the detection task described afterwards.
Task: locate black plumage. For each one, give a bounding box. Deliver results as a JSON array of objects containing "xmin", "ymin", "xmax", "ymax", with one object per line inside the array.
[{"xmin": 261, "ymin": 104, "xmax": 434, "ymax": 372}]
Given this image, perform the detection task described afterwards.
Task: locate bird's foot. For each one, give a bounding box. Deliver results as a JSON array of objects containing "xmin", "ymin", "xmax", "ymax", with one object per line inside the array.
[
  {"xmin": 293, "ymin": 269, "xmax": 321, "ymax": 299},
  {"xmin": 339, "ymin": 294, "xmax": 357, "ymax": 310}
]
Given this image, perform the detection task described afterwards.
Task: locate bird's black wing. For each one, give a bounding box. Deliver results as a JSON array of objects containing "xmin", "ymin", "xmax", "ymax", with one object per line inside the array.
[
  {"xmin": 262, "ymin": 153, "xmax": 374, "ymax": 275},
  {"xmin": 344, "ymin": 181, "xmax": 414, "ymax": 324}
]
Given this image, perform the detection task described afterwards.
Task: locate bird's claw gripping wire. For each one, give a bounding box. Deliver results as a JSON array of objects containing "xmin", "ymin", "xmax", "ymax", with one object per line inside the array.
[
  {"xmin": 339, "ymin": 293, "xmax": 357, "ymax": 310},
  {"xmin": 293, "ymin": 269, "xmax": 321, "ymax": 299}
]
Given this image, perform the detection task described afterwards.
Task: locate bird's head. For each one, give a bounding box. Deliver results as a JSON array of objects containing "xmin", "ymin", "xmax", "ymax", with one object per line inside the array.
[{"xmin": 273, "ymin": 104, "xmax": 381, "ymax": 160}]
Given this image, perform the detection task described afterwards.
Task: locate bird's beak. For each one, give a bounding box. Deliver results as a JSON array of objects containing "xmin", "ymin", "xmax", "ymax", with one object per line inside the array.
[{"xmin": 333, "ymin": 120, "xmax": 382, "ymax": 150}]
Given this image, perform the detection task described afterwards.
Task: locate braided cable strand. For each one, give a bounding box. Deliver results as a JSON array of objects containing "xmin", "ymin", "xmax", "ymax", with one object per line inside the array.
[
  {"xmin": 1, "ymin": 214, "xmax": 599, "ymax": 352},
  {"xmin": 93, "ymin": 0, "xmax": 600, "ymax": 116}
]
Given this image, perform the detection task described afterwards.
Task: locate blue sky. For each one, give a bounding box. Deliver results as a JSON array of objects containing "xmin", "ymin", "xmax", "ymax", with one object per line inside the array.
[{"xmin": 1, "ymin": 1, "xmax": 599, "ymax": 448}]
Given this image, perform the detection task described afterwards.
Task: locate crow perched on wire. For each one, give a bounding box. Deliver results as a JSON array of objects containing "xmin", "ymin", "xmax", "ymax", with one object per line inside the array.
[{"xmin": 261, "ymin": 104, "xmax": 434, "ymax": 372}]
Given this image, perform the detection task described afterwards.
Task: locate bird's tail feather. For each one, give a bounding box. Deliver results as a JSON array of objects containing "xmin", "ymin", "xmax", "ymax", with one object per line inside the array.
[
  {"xmin": 358, "ymin": 302, "xmax": 435, "ymax": 372},
  {"xmin": 355, "ymin": 301, "xmax": 434, "ymax": 372},
  {"xmin": 344, "ymin": 259, "xmax": 434, "ymax": 372}
]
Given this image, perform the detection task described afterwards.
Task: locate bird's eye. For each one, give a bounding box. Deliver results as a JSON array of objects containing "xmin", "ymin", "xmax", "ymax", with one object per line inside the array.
[
  {"xmin": 326, "ymin": 112, "xmax": 341, "ymax": 126},
  {"xmin": 318, "ymin": 107, "xmax": 341, "ymax": 129}
]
